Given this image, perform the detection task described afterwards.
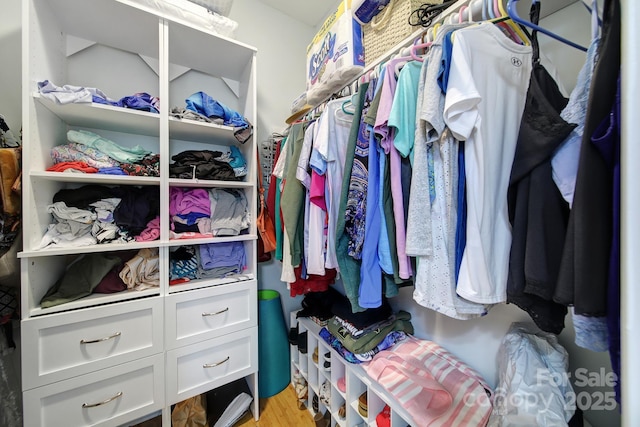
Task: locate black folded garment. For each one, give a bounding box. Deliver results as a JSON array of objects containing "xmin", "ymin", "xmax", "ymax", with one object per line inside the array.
[
  {"xmin": 169, "ymin": 150, "xmax": 240, "ymax": 181},
  {"xmin": 331, "ymin": 294, "xmax": 392, "ymax": 330},
  {"xmin": 53, "ymin": 184, "xmax": 116, "ymax": 209},
  {"xmin": 296, "ymin": 286, "xmax": 393, "ymax": 329}
]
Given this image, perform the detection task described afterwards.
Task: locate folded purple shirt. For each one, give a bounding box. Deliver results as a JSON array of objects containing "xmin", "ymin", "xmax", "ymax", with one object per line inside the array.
[{"xmin": 198, "ymin": 241, "xmax": 246, "ymax": 271}]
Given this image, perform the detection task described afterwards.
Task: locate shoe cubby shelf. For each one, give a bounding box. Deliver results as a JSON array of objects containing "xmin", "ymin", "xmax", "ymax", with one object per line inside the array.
[{"xmin": 290, "ymin": 314, "xmax": 412, "ymax": 427}]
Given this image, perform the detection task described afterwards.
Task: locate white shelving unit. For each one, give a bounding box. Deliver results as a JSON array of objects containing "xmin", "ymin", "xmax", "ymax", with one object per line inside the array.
[
  {"xmin": 292, "ymin": 315, "xmax": 412, "ymax": 427},
  {"xmin": 20, "ymin": 0, "xmax": 258, "ymax": 425}
]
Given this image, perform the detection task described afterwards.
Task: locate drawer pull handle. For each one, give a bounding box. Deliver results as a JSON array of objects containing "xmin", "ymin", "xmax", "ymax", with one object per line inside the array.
[
  {"xmin": 82, "ymin": 391, "xmax": 123, "ymax": 408},
  {"xmin": 202, "ymin": 307, "xmax": 229, "ymax": 317},
  {"xmin": 80, "ymin": 332, "xmax": 122, "ymax": 344},
  {"xmin": 203, "ymin": 356, "xmax": 230, "ymax": 368}
]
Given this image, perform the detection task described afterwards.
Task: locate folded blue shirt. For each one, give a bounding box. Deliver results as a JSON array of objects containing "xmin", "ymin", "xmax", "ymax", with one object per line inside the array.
[
  {"xmin": 185, "ymin": 91, "xmax": 248, "ymax": 128},
  {"xmin": 93, "ymin": 92, "xmax": 159, "ymax": 113}
]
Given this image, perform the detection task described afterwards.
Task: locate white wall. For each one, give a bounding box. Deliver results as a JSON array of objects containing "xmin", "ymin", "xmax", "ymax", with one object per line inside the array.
[
  {"xmin": 229, "ymin": 0, "xmax": 314, "ymax": 143},
  {"xmin": 0, "ymin": 0, "xmax": 22, "ymax": 133},
  {"xmin": 228, "ymin": 0, "xmax": 316, "ymax": 323}
]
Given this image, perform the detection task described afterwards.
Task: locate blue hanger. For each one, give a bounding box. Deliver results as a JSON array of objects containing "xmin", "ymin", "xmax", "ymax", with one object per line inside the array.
[
  {"xmin": 507, "ymin": 0, "xmax": 588, "ymax": 51},
  {"xmin": 581, "ymin": 1, "xmax": 602, "ymax": 28}
]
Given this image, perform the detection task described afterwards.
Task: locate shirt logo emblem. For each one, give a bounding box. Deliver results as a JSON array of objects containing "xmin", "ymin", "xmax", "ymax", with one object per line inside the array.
[{"xmin": 511, "ymin": 57, "xmax": 523, "ymax": 67}]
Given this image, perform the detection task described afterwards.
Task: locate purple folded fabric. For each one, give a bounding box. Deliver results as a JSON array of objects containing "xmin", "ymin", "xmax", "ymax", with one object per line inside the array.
[
  {"xmin": 169, "ymin": 187, "xmax": 211, "ymax": 216},
  {"xmin": 198, "ymin": 241, "xmax": 246, "ymax": 271}
]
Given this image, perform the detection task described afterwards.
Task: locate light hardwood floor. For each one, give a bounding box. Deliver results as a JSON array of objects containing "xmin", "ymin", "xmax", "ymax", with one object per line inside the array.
[{"xmin": 235, "ymin": 384, "xmax": 316, "ymax": 427}]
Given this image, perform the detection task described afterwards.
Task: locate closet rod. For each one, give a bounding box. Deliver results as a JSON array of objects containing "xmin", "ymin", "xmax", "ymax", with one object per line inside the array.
[{"xmin": 312, "ymin": 0, "xmax": 471, "ymax": 108}]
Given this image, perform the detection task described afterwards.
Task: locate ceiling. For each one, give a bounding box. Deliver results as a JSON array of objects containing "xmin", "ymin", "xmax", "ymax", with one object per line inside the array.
[
  {"xmin": 256, "ymin": 0, "xmax": 581, "ymax": 29},
  {"xmin": 257, "ymin": 0, "xmax": 339, "ymax": 28}
]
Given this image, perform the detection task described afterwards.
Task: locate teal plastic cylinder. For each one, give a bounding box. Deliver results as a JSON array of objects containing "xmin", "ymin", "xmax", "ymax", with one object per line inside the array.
[{"xmin": 258, "ymin": 289, "xmax": 290, "ymax": 398}]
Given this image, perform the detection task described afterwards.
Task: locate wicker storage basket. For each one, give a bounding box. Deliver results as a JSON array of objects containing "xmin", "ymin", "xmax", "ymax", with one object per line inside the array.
[{"xmin": 362, "ymin": 0, "xmax": 442, "ymax": 65}]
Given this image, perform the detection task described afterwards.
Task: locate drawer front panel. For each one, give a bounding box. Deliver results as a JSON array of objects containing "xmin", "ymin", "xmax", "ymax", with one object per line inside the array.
[
  {"xmin": 23, "ymin": 354, "xmax": 164, "ymax": 427},
  {"xmin": 166, "ymin": 327, "xmax": 258, "ymax": 403},
  {"xmin": 166, "ymin": 279, "xmax": 256, "ymax": 349},
  {"xmin": 22, "ymin": 297, "xmax": 163, "ymax": 390}
]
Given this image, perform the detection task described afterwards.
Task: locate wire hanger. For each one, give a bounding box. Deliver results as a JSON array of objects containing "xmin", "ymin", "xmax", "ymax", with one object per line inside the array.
[{"xmin": 507, "ymin": 0, "xmax": 588, "ymax": 51}]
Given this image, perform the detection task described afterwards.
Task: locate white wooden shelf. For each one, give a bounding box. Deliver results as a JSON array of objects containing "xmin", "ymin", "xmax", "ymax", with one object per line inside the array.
[
  {"xmin": 168, "ymin": 19, "xmax": 256, "ymax": 80},
  {"xmin": 168, "ymin": 116, "xmax": 236, "ymax": 144},
  {"xmin": 168, "ymin": 177, "xmax": 251, "ymax": 188},
  {"xmin": 19, "ymin": 240, "xmax": 162, "ymax": 258},
  {"xmin": 22, "ymin": 0, "xmax": 259, "ymax": 424},
  {"xmin": 30, "ymin": 170, "xmax": 161, "ymax": 185},
  {"xmin": 167, "ymin": 234, "xmax": 256, "ymax": 247},
  {"xmin": 34, "ymin": 94, "xmax": 161, "ymax": 137}
]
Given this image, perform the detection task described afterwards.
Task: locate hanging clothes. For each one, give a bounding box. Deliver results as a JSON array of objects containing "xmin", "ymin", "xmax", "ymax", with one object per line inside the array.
[
  {"xmin": 506, "ymin": 64, "xmax": 575, "ymax": 335},
  {"xmin": 359, "ymin": 71, "xmax": 387, "ymax": 308},
  {"xmin": 409, "ymin": 23, "xmax": 487, "ymax": 319},
  {"xmin": 443, "ymin": 23, "xmax": 532, "ymax": 305},
  {"xmin": 310, "ymin": 98, "xmax": 355, "ymax": 271},
  {"xmin": 375, "ymin": 58, "xmax": 413, "ymax": 281},
  {"xmin": 344, "ymin": 82, "xmax": 374, "ymax": 261},
  {"xmin": 280, "ymin": 123, "xmax": 307, "ymax": 268},
  {"xmin": 590, "ymin": 75, "xmax": 621, "ymax": 403},
  {"xmin": 505, "ymin": 1, "xmax": 576, "ymax": 335},
  {"xmin": 335, "ymin": 83, "xmax": 370, "ymax": 312},
  {"xmin": 554, "ymin": 0, "xmax": 621, "ymax": 316},
  {"xmin": 297, "ymin": 122, "xmax": 327, "ymax": 276}
]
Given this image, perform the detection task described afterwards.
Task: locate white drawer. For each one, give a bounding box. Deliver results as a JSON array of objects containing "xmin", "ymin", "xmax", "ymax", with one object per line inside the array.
[
  {"xmin": 21, "ymin": 297, "xmax": 163, "ymax": 390},
  {"xmin": 23, "ymin": 354, "xmax": 164, "ymax": 427},
  {"xmin": 166, "ymin": 326, "xmax": 258, "ymax": 404},
  {"xmin": 165, "ymin": 280, "xmax": 256, "ymax": 349}
]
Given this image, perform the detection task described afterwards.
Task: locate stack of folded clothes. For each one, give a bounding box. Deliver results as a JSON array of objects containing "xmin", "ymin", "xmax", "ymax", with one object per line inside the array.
[
  {"xmin": 169, "ymin": 146, "xmax": 247, "ymax": 181},
  {"xmin": 296, "ymin": 288, "xmax": 413, "ymax": 364},
  {"xmin": 196, "ymin": 241, "xmax": 247, "ymax": 279},
  {"xmin": 39, "ymin": 184, "xmax": 160, "ymax": 249},
  {"xmin": 39, "ymin": 80, "xmax": 160, "ymax": 113},
  {"xmin": 40, "ymin": 248, "xmax": 159, "ymax": 308},
  {"xmin": 320, "ymin": 310, "xmax": 413, "ymax": 364},
  {"xmin": 169, "ymin": 242, "xmax": 247, "ymax": 285},
  {"xmin": 49, "ymin": 130, "xmax": 160, "ymax": 177},
  {"xmin": 171, "ymin": 91, "xmax": 253, "ymax": 144},
  {"xmin": 169, "ymin": 187, "xmax": 249, "ymax": 239}
]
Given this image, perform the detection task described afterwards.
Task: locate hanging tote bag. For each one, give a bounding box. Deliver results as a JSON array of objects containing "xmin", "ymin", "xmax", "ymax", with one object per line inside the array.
[{"xmin": 256, "ymin": 152, "xmax": 277, "ymax": 254}]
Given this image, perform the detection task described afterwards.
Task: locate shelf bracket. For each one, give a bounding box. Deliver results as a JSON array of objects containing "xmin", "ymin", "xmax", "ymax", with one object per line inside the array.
[
  {"xmin": 139, "ymin": 55, "xmax": 191, "ymax": 80},
  {"xmin": 221, "ymin": 77, "xmax": 240, "ymax": 98},
  {"xmin": 66, "ymin": 35, "xmax": 96, "ymax": 57}
]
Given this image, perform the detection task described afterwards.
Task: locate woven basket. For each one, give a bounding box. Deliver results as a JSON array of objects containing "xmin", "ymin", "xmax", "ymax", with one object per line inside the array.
[{"xmin": 362, "ymin": 0, "xmax": 442, "ymax": 65}]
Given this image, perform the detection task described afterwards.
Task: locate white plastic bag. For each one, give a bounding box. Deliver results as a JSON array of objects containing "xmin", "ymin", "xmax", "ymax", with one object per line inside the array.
[
  {"xmin": 187, "ymin": 0, "xmax": 234, "ymax": 17},
  {"xmin": 488, "ymin": 322, "xmax": 576, "ymax": 427},
  {"xmin": 128, "ymin": 0, "xmax": 238, "ymax": 38}
]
